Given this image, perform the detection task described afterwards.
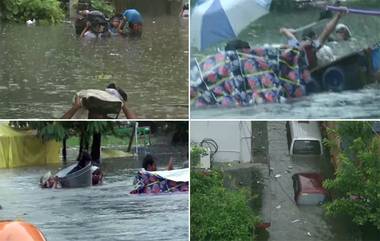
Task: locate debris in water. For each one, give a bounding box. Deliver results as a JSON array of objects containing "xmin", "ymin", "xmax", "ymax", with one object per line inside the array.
[
  {"xmin": 110, "ymin": 53, "xmax": 120, "ymax": 56},
  {"xmin": 96, "ymin": 74, "xmax": 112, "ymax": 80},
  {"xmin": 288, "ymin": 165, "xmax": 293, "ymax": 169},
  {"xmin": 275, "ymin": 174, "xmax": 281, "ymax": 178},
  {"xmin": 291, "ymin": 219, "xmax": 300, "ymax": 223},
  {"xmin": 307, "ymin": 232, "xmax": 312, "ymax": 237},
  {"xmin": 276, "ymin": 205, "xmax": 281, "ymax": 209}
]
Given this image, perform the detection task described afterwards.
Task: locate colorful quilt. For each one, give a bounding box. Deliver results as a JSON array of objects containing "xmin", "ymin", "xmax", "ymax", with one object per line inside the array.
[
  {"xmin": 191, "ymin": 47, "xmax": 312, "ymax": 108},
  {"xmin": 130, "ymin": 169, "xmax": 189, "ymax": 194}
]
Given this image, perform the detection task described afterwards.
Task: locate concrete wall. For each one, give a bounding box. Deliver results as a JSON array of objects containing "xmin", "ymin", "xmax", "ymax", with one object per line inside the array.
[{"xmin": 190, "ymin": 121, "xmax": 252, "ymax": 163}]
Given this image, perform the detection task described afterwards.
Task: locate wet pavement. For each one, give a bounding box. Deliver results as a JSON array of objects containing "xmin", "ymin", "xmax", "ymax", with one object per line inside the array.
[
  {"xmin": 0, "ymin": 157, "xmax": 189, "ymax": 241},
  {"xmin": 266, "ymin": 122, "xmax": 360, "ymax": 241}
]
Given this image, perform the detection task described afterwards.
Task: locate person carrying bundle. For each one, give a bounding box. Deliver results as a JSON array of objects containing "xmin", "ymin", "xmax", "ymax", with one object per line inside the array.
[
  {"xmin": 78, "ymin": 10, "xmax": 110, "ymax": 39},
  {"xmin": 118, "ymin": 8, "xmax": 143, "ymax": 37}
]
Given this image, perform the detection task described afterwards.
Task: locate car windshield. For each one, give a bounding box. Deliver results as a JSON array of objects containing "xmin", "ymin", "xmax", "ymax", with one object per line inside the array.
[{"xmin": 293, "ymin": 140, "xmax": 321, "ymax": 155}]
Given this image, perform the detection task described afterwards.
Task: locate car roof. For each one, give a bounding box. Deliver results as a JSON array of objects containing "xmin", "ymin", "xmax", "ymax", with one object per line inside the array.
[
  {"xmin": 289, "ymin": 121, "xmax": 322, "ymax": 141},
  {"xmin": 294, "ymin": 172, "xmax": 327, "ymax": 194}
]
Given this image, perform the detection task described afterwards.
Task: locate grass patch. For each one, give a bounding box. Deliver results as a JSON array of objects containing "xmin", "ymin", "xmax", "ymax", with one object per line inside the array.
[{"xmin": 191, "ymin": 169, "xmax": 259, "ymax": 241}]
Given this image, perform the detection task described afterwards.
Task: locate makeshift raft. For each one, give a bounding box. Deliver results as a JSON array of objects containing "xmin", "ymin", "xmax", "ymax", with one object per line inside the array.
[
  {"xmin": 55, "ymin": 163, "xmax": 93, "ymax": 188},
  {"xmin": 130, "ymin": 168, "xmax": 189, "ymax": 194}
]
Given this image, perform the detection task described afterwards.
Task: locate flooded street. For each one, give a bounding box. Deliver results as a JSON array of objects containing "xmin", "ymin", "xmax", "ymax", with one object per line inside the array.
[
  {"xmin": 0, "ymin": 0, "xmax": 188, "ymax": 119},
  {"xmin": 0, "ymin": 158, "xmax": 189, "ymax": 241},
  {"xmin": 266, "ymin": 122, "xmax": 360, "ymax": 241},
  {"xmin": 192, "ymin": 85, "xmax": 380, "ymax": 119},
  {"xmin": 191, "ymin": 9, "xmax": 380, "ymax": 119}
]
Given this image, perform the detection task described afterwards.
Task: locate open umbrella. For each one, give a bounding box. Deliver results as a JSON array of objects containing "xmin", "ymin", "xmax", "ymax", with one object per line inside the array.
[{"xmin": 191, "ymin": 0, "xmax": 272, "ymax": 50}]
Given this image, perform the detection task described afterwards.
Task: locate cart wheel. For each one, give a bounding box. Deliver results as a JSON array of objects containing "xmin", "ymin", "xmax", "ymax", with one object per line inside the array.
[{"xmin": 322, "ymin": 66, "xmax": 346, "ymax": 92}]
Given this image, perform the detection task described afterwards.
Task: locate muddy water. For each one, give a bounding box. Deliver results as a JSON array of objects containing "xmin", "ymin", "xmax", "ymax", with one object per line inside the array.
[
  {"xmin": 0, "ymin": 0, "xmax": 188, "ymax": 119},
  {"xmin": 0, "ymin": 158, "xmax": 189, "ymax": 241}
]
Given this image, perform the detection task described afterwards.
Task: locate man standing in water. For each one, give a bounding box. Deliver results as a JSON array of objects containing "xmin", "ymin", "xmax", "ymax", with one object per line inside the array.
[{"xmin": 118, "ymin": 8, "xmax": 143, "ymax": 37}]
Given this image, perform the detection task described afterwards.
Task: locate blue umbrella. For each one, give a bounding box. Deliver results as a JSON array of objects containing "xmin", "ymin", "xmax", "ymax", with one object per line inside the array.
[{"xmin": 191, "ymin": 0, "xmax": 272, "ymax": 50}]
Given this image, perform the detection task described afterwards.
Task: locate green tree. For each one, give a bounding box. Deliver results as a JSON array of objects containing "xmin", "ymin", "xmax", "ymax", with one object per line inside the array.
[
  {"xmin": 90, "ymin": 0, "xmax": 114, "ymax": 17},
  {"xmin": 323, "ymin": 122, "xmax": 380, "ymax": 229},
  {"xmin": 10, "ymin": 121, "xmax": 117, "ymax": 162},
  {"xmin": 191, "ymin": 169, "xmax": 259, "ymax": 241},
  {"xmin": 0, "ymin": 0, "xmax": 64, "ymax": 23}
]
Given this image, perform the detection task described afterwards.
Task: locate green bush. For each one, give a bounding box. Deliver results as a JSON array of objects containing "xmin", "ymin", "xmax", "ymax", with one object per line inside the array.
[
  {"xmin": 190, "ymin": 145, "xmax": 207, "ymax": 167},
  {"xmin": 191, "ymin": 170, "xmax": 259, "ymax": 241},
  {"xmin": 0, "ymin": 0, "xmax": 64, "ymax": 23},
  {"xmin": 90, "ymin": 0, "xmax": 114, "ymax": 17},
  {"xmin": 323, "ymin": 122, "xmax": 380, "ymax": 230}
]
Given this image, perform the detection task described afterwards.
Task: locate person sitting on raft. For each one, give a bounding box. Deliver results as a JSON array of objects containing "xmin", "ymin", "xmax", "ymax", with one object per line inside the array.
[
  {"xmin": 143, "ymin": 154, "xmax": 174, "ymax": 171},
  {"xmin": 67, "ymin": 151, "xmax": 92, "ymax": 175},
  {"xmin": 335, "ymin": 23, "xmax": 352, "ymax": 42},
  {"xmin": 118, "ymin": 9, "xmax": 143, "ymax": 37},
  {"xmin": 280, "ymin": 11, "xmax": 346, "ymax": 69},
  {"xmin": 62, "ymin": 83, "xmax": 137, "ymax": 119},
  {"xmin": 130, "ymin": 155, "xmax": 188, "ymax": 194}
]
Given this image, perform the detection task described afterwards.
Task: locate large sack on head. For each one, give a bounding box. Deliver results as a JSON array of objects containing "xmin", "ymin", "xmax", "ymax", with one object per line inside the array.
[{"xmin": 72, "ymin": 89, "xmax": 123, "ymax": 119}]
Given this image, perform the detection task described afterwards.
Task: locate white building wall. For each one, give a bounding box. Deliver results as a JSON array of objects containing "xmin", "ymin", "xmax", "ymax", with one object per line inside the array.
[{"xmin": 191, "ymin": 121, "xmax": 252, "ymax": 163}]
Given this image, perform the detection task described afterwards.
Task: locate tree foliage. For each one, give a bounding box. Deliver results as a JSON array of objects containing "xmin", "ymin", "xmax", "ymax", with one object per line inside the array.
[
  {"xmin": 323, "ymin": 122, "xmax": 380, "ymax": 230},
  {"xmin": 0, "ymin": 0, "xmax": 64, "ymax": 23},
  {"xmin": 89, "ymin": 0, "xmax": 114, "ymax": 17},
  {"xmin": 191, "ymin": 169, "xmax": 259, "ymax": 241},
  {"xmin": 10, "ymin": 121, "xmax": 115, "ymax": 142}
]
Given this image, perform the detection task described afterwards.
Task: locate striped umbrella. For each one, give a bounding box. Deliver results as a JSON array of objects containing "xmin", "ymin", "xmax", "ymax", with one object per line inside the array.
[{"xmin": 191, "ymin": 0, "xmax": 272, "ymax": 50}]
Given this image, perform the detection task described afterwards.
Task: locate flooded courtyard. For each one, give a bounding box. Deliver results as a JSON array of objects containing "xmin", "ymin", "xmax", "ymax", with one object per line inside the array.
[{"xmin": 0, "ymin": 0, "xmax": 188, "ymax": 119}]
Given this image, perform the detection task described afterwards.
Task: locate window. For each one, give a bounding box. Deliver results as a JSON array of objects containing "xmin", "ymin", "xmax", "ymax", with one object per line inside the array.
[{"xmin": 293, "ymin": 140, "xmax": 321, "ymax": 155}]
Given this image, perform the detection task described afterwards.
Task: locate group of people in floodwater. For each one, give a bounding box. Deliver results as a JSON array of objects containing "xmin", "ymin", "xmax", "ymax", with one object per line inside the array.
[
  {"xmin": 191, "ymin": 9, "xmax": 380, "ymax": 108},
  {"xmin": 40, "ymin": 152, "xmax": 188, "ymax": 194},
  {"xmin": 75, "ymin": 8, "xmax": 143, "ymax": 39}
]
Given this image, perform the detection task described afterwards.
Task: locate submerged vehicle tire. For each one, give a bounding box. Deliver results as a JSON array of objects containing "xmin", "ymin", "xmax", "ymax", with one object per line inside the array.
[{"xmin": 322, "ymin": 66, "xmax": 346, "ymax": 92}]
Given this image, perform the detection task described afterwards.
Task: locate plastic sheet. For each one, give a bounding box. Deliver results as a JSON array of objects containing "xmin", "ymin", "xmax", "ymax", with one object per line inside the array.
[{"xmin": 0, "ymin": 124, "xmax": 61, "ymax": 168}]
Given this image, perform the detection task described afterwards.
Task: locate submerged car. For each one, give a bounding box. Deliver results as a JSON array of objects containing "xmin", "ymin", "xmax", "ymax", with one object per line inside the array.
[{"xmin": 292, "ymin": 172, "xmax": 328, "ymax": 205}]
